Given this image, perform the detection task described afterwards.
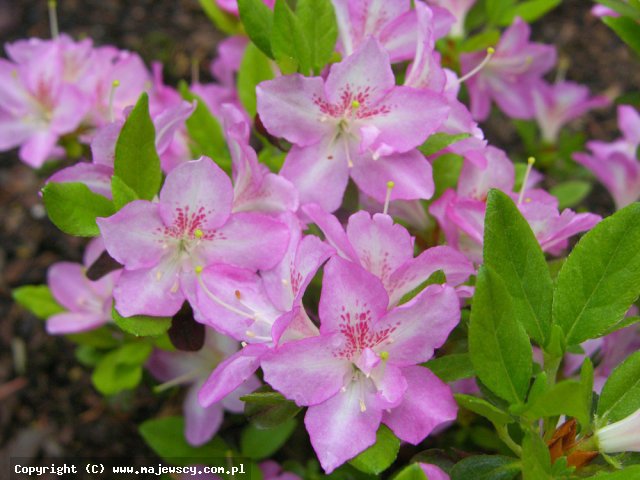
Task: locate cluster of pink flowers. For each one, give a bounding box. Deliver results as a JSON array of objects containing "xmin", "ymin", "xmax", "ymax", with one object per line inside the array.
[{"xmin": 7, "ymin": 0, "xmax": 640, "ymax": 475}]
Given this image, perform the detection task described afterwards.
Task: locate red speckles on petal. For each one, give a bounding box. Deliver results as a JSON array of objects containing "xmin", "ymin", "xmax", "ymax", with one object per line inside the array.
[
  {"xmin": 160, "ymin": 205, "xmax": 219, "ymax": 240},
  {"xmin": 313, "ymin": 84, "xmax": 391, "ymax": 120},
  {"xmin": 334, "ymin": 302, "xmax": 397, "ymax": 359}
]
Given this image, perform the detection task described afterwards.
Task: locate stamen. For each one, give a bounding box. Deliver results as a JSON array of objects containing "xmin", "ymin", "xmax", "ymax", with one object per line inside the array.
[
  {"xmin": 458, "ymin": 47, "xmax": 495, "ymax": 84},
  {"xmin": 48, "ymin": 0, "xmax": 59, "ymax": 40},
  {"xmin": 359, "ymin": 398, "xmax": 367, "ymax": 412},
  {"xmin": 191, "ymin": 57, "xmax": 200, "ymax": 85},
  {"xmin": 235, "ymin": 290, "xmax": 242, "ymax": 299},
  {"xmin": 344, "ymin": 140, "xmax": 354, "ymax": 168},
  {"xmin": 194, "ymin": 228, "xmax": 204, "ymax": 239},
  {"xmin": 108, "ymin": 80, "xmax": 120, "ymax": 122},
  {"xmin": 518, "ymin": 157, "xmax": 536, "ymax": 205},
  {"xmin": 379, "ymin": 351, "xmax": 389, "ymax": 361},
  {"xmin": 196, "ymin": 270, "xmax": 256, "ymax": 319},
  {"xmin": 194, "ymin": 265, "xmax": 204, "ymax": 274},
  {"xmin": 154, "ymin": 370, "xmax": 202, "ymax": 392},
  {"xmin": 383, "ymin": 181, "xmax": 395, "ymax": 215}
]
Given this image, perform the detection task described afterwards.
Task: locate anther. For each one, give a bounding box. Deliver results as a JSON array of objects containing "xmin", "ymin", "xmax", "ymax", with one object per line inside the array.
[
  {"xmin": 235, "ymin": 290, "xmax": 242, "ymax": 300},
  {"xmin": 108, "ymin": 80, "xmax": 120, "ymax": 122},
  {"xmin": 518, "ymin": 157, "xmax": 536, "ymax": 205},
  {"xmin": 380, "ymin": 351, "xmax": 389, "ymax": 361},
  {"xmin": 194, "ymin": 265, "xmax": 204, "ymax": 274},
  {"xmin": 458, "ymin": 46, "xmax": 496, "ymax": 84},
  {"xmin": 383, "ymin": 181, "xmax": 395, "ymax": 216},
  {"xmin": 351, "ymin": 100, "xmax": 361, "ymax": 109},
  {"xmin": 194, "ymin": 228, "xmax": 204, "ymax": 239}
]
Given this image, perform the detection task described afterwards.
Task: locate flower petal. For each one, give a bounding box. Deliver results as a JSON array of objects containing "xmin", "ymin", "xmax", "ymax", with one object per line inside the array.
[
  {"xmin": 184, "ymin": 382, "xmax": 224, "ymax": 446},
  {"xmin": 46, "ymin": 312, "xmax": 107, "ymax": 335}
]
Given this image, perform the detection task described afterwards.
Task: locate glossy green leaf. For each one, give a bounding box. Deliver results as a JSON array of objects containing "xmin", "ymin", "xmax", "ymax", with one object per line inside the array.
[
  {"xmin": 12, "ymin": 285, "xmax": 64, "ymax": 319},
  {"xmin": 419, "ymin": 133, "xmax": 472, "ymax": 157},
  {"xmin": 272, "ymin": 0, "xmax": 312, "ymax": 74},
  {"xmin": 241, "ymin": 418, "xmax": 296, "ymax": 460},
  {"xmin": 43, "ymin": 182, "xmax": 115, "ymax": 237},
  {"xmin": 238, "ymin": 43, "xmax": 275, "ymax": 117},
  {"xmin": 114, "ymin": 93, "xmax": 162, "ymax": 201},
  {"xmin": 450, "ymin": 455, "xmax": 520, "ymax": 480},
  {"xmin": 296, "ymin": 0, "xmax": 338, "ymax": 72},
  {"xmin": 92, "ymin": 342, "xmax": 152, "ymax": 395},
  {"xmin": 598, "ymin": 350, "xmax": 640, "ymax": 423},
  {"xmin": 455, "ymin": 394, "xmax": 512, "ymax": 425},
  {"xmin": 553, "ymin": 203, "xmax": 640, "ymax": 345},
  {"xmin": 484, "ymin": 189, "xmax": 553, "ymax": 346},
  {"xmin": 111, "ymin": 175, "xmax": 138, "ymax": 210},
  {"xmin": 425, "ymin": 353, "xmax": 475, "ymax": 382},
  {"xmin": 525, "ymin": 380, "xmax": 590, "ymax": 427},
  {"xmin": 350, "ymin": 425, "xmax": 400, "ymax": 474},
  {"xmin": 238, "ymin": 0, "xmax": 274, "ymax": 58},
  {"xmin": 112, "ymin": 305, "xmax": 172, "ymax": 337},
  {"xmin": 469, "ymin": 266, "xmax": 532, "ymax": 404}
]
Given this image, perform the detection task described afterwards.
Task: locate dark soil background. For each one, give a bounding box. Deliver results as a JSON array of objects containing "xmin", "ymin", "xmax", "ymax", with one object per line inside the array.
[{"xmin": 0, "ymin": 0, "xmax": 638, "ymax": 474}]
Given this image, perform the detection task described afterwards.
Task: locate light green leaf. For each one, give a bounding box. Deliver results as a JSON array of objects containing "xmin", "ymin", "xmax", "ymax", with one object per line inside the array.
[
  {"xmin": 112, "ymin": 305, "xmax": 172, "ymax": 337},
  {"xmin": 350, "ymin": 425, "xmax": 400, "ymax": 474},
  {"xmin": 92, "ymin": 342, "xmax": 152, "ymax": 395},
  {"xmin": 550, "ymin": 181, "xmax": 592, "ymax": 210},
  {"xmin": 393, "ymin": 464, "xmax": 428, "ymax": 480},
  {"xmin": 484, "ymin": 189, "xmax": 553, "ymax": 346},
  {"xmin": 459, "ymin": 29, "xmax": 501, "ymax": 53},
  {"xmin": 469, "ymin": 266, "xmax": 532, "ymax": 404},
  {"xmin": 553, "ymin": 203, "xmax": 640, "ymax": 345},
  {"xmin": 272, "ymin": 0, "xmax": 312, "ymax": 74},
  {"xmin": 238, "ymin": 43, "xmax": 275, "ymax": 117},
  {"xmin": 238, "ymin": 0, "xmax": 274, "ymax": 58},
  {"xmin": 418, "ymin": 133, "xmax": 472, "ymax": 157},
  {"xmin": 197, "ymin": 0, "xmax": 239, "ymax": 34},
  {"xmin": 432, "ymin": 153, "xmax": 464, "ymax": 199},
  {"xmin": 114, "ymin": 93, "xmax": 162, "ymax": 201},
  {"xmin": 296, "ymin": 0, "xmax": 338, "ymax": 72},
  {"xmin": 598, "ymin": 350, "xmax": 640, "ymax": 423},
  {"xmin": 12, "ymin": 285, "xmax": 64, "ymax": 319},
  {"xmin": 500, "ymin": 0, "xmax": 562, "ymax": 25},
  {"xmin": 242, "ymin": 386, "xmax": 302, "ymax": 428},
  {"xmin": 398, "ymin": 270, "xmax": 446, "ymax": 306},
  {"xmin": 240, "ymin": 418, "xmax": 296, "ymax": 460},
  {"xmin": 455, "ymin": 394, "xmax": 512, "ymax": 425},
  {"xmin": 524, "ymin": 380, "xmax": 590, "ymax": 427},
  {"xmin": 522, "ymin": 431, "xmax": 552, "ymax": 480},
  {"xmin": 111, "ymin": 175, "xmax": 138, "ymax": 210},
  {"xmin": 424, "ymin": 353, "xmax": 475, "ymax": 382},
  {"xmin": 42, "ymin": 182, "xmax": 115, "ymax": 237}
]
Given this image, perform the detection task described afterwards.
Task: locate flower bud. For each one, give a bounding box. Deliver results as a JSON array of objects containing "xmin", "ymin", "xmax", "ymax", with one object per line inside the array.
[{"xmin": 596, "ymin": 409, "xmax": 640, "ymax": 453}]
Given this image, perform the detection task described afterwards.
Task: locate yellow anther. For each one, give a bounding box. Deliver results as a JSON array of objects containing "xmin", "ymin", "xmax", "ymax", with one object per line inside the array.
[
  {"xmin": 194, "ymin": 265, "xmax": 204, "ymax": 274},
  {"xmin": 351, "ymin": 100, "xmax": 361, "ymax": 109},
  {"xmin": 487, "ymin": 47, "xmax": 496, "ymax": 55},
  {"xmin": 380, "ymin": 351, "xmax": 389, "ymax": 361},
  {"xmin": 527, "ymin": 156, "xmax": 536, "ymax": 166},
  {"xmin": 194, "ymin": 228, "xmax": 204, "ymax": 239},
  {"xmin": 235, "ymin": 290, "xmax": 242, "ymax": 300},
  {"xmin": 386, "ymin": 181, "xmax": 395, "ymax": 189},
  {"xmin": 112, "ymin": 79, "xmax": 121, "ymax": 88}
]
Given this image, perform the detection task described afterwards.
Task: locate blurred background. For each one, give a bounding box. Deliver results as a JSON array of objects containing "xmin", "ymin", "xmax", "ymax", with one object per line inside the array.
[{"xmin": 0, "ymin": 0, "xmax": 638, "ymax": 468}]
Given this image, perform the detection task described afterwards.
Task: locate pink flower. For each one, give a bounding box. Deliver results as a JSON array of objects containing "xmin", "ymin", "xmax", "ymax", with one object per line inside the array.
[
  {"xmin": 426, "ymin": 0, "xmax": 477, "ymax": 37},
  {"xmin": 261, "ymin": 257, "xmax": 459, "ymax": 473},
  {"xmin": 46, "ymin": 238, "xmax": 119, "ymax": 334},
  {"xmin": 532, "ymin": 80, "xmax": 609, "ymax": 143},
  {"xmin": 574, "ymin": 106, "xmax": 640, "ymax": 209},
  {"xmin": 97, "ymin": 157, "xmax": 290, "ymax": 317},
  {"xmin": 460, "ymin": 18, "xmax": 556, "ymax": 121},
  {"xmin": 257, "ymin": 38, "xmax": 449, "ymax": 211},
  {"xmin": 147, "ymin": 328, "xmax": 260, "ymax": 446}
]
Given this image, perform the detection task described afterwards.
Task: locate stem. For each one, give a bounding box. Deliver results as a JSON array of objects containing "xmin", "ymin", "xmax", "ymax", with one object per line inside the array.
[
  {"xmin": 495, "ymin": 423, "xmax": 522, "ymax": 456},
  {"xmin": 48, "ymin": 0, "xmax": 59, "ymax": 39}
]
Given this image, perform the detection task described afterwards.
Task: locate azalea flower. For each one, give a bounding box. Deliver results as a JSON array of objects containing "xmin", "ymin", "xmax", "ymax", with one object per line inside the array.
[
  {"xmin": 574, "ymin": 105, "xmax": 640, "ymax": 209},
  {"xmin": 257, "ymin": 38, "xmax": 449, "ymax": 212},
  {"xmin": 46, "ymin": 238, "xmax": 119, "ymax": 334},
  {"xmin": 261, "ymin": 256, "xmax": 459, "ymax": 473},
  {"xmin": 426, "ymin": 0, "xmax": 477, "ymax": 37},
  {"xmin": 596, "ymin": 409, "xmax": 640, "ymax": 453},
  {"xmin": 532, "ymin": 80, "xmax": 609, "ymax": 143},
  {"xmin": 147, "ymin": 328, "xmax": 259, "ymax": 446},
  {"xmin": 97, "ymin": 157, "xmax": 290, "ymax": 317},
  {"xmin": 460, "ymin": 17, "xmax": 556, "ymax": 121},
  {"xmin": 302, "ymin": 204, "xmax": 475, "ymax": 304}
]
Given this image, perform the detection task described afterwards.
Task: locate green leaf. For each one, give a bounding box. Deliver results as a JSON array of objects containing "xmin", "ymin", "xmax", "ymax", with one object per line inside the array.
[
  {"xmin": 522, "ymin": 431, "xmax": 552, "ymax": 480},
  {"xmin": 350, "ymin": 425, "xmax": 400, "ymax": 475},
  {"xmin": 238, "ymin": 43, "xmax": 275, "ymax": 117},
  {"xmin": 92, "ymin": 342, "xmax": 152, "ymax": 395},
  {"xmin": 459, "ymin": 29, "xmax": 501, "ymax": 53},
  {"xmin": 469, "ymin": 266, "xmax": 532, "ymax": 404},
  {"xmin": 553, "ymin": 203, "xmax": 640, "ymax": 345},
  {"xmin": 67, "ymin": 327, "xmax": 120, "ymax": 349},
  {"xmin": 598, "ymin": 350, "xmax": 640, "ymax": 423},
  {"xmin": 603, "ymin": 16, "xmax": 640, "ymax": 56},
  {"xmin": 197, "ymin": 0, "xmax": 239, "ymax": 34},
  {"xmin": 393, "ymin": 464, "xmax": 428, "ymax": 480},
  {"xmin": 242, "ymin": 386, "xmax": 302, "ymax": 428},
  {"xmin": 592, "ymin": 465, "xmax": 640, "ymax": 478},
  {"xmin": 240, "ymin": 418, "xmax": 296, "ymax": 460},
  {"xmin": 484, "ymin": 189, "xmax": 553, "ymax": 346},
  {"xmin": 431, "ymin": 153, "xmax": 464, "ymax": 199},
  {"xmin": 398, "ymin": 270, "xmax": 446, "ymax": 305},
  {"xmin": 455, "ymin": 394, "xmax": 512, "ymax": 425},
  {"xmin": 524, "ymin": 380, "xmax": 590, "ymax": 427},
  {"xmin": 485, "ymin": 0, "xmax": 516, "ymax": 25},
  {"xmin": 112, "ymin": 305, "xmax": 172, "ymax": 337},
  {"xmin": 425, "ymin": 353, "xmax": 475, "ymax": 382},
  {"xmin": 139, "ymin": 416, "xmax": 228, "ymax": 464},
  {"xmin": 581, "ymin": 358, "xmax": 595, "ymax": 431},
  {"xmin": 500, "ymin": 0, "xmax": 562, "ymax": 25},
  {"xmin": 418, "ymin": 133, "xmax": 472, "ymax": 157},
  {"xmin": 111, "ymin": 175, "xmax": 138, "ymax": 210},
  {"xmin": 238, "ymin": 0, "xmax": 274, "ymax": 58},
  {"xmin": 12, "ymin": 285, "xmax": 64, "ymax": 319},
  {"xmin": 42, "ymin": 182, "xmax": 115, "ymax": 237},
  {"xmin": 549, "ymin": 181, "xmax": 592, "ymax": 210},
  {"xmin": 594, "ymin": 0, "xmax": 640, "ymax": 21},
  {"xmin": 296, "ymin": 0, "xmax": 338, "ymax": 73},
  {"xmin": 272, "ymin": 0, "xmax": 312, "ymax": 74},
  {"xmin": 179, "ymin": 84, "xmax": 231, "ymax": 172},
  {"xmin": 114, "ymin": 93, "xmax": 162, "ymax": 201},
  {"xmin": 450, "ymin": 455, "xmax": 520, "ymax": 480}
]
